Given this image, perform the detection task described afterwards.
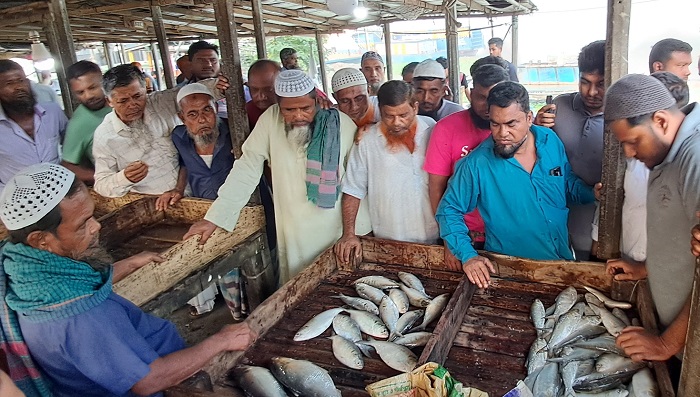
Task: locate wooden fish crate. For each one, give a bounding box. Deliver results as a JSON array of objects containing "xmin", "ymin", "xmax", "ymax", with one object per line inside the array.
[
  {"xmin": 89, "ymin": 189, "xmax": 146, "ymax": 219},
  {"xmin": 164, "ymin": 237, "xmax": 672, "ymax": 396}
]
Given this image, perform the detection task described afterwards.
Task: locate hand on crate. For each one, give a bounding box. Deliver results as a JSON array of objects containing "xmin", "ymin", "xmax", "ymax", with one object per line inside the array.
[
  {"xmin": 616, "ymin": 326, "xmax": 675, "ymax": 362},
  {"xmin": 155, "ymin": 189, "xmax": 183, "ymax": 211},
  {"xmin": 334, "ymin": 234, "xmax": 362, "ymax": 263},
  {"xmin": 113, "ymin": 251, "xmax": 165, "ymax": 282},
  {"xmin": 443, "ymin": 243, "xmax": 462, "ymax": 272},
  {"xmin": 605, "ymin": 258, "xmax": 647, "ymax": 281},
  {"xmin": 183, "ymin": 219, "xmax": 218, "ymax": 245},
  {"xmin": 692, "ymin": 212, "xmax": 700, "ymax": 257},
  {"xmin": 219, "ymin": 323, "xmax": 257, "ymax": 351},
  {"xmin": 462, "ymin": 256, "xmax": 495, "ymax": 289}
]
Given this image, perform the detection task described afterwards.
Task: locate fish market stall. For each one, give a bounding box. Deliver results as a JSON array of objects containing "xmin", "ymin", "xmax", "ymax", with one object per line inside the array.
[
  {"xmin": 165, "ymin": 237, "xmax": 673, "ymax": 396},
  {"xmin": 89, "ymin": 189, "xmax": 146, "ymax": 218}
]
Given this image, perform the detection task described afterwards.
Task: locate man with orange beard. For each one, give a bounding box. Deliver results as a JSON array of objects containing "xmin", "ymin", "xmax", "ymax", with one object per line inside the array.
[
  {"xmin": 331, "ymin": 68, "xmax": 380, "ymax": 129},
  {"xmin": 335, "ymin": 80, "xmax": 438, "ymax": 262}
]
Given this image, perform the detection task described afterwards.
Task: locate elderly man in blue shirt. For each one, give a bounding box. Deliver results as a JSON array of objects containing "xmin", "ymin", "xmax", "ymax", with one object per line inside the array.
[{"xmin": 436, "ymin": 82, "xmax": 600, "ymax": 289}]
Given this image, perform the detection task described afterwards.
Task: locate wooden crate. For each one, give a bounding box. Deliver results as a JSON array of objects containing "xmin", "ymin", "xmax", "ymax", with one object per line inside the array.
[
  {"xmin": 89, "ymin": 189, "xmax": 146, "ymax": 219},
  {"xmin": 165, "ymin": 237, "xmax": 674, "ymax": 397}
]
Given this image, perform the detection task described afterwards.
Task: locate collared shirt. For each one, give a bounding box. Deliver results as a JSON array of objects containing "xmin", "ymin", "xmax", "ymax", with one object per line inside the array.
[
  {"xmin": 0, "ymin": 102, "xmax": 67, "ymax": 193},
  {"xmin": 436, "ymin": 125, "xmax": 595, "ymax": 262},
  {"xmin": 62, "ymin": 104, "xmax": 112, "ymax": 166},
  {"xmin": 245, "ymin": 100, "xmax": 266, "ymax": 129},
  {"xmin": 343, "ymin": 116, "xmax": 439, "ymax": 244},
  {"xmin": 171, "ymin": 119, "xmax": 233, "ymax": 200},
  {"xmin": 646, "ymin": 103, "xmax": 700, "ymax": 328},
  {"xmin": 419, "ymin": 99, "xmax": 463, "ymax": 122},
  {"xmin": 504, "ymin": 60, "xmax": 519, "ymax": 82},
  {"xmin": 93, "ymin": 79, "xmax": 221, "ymax": 197}
]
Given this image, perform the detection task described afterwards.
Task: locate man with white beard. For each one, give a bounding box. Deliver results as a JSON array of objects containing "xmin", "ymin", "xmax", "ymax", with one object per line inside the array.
[
  {"xmin": 185, "ymin": 70, "xmax": 370, "ymax": 285},
  {"xmin": 92, "ymin": 64, "xmax": 225, "ymax": 197}
]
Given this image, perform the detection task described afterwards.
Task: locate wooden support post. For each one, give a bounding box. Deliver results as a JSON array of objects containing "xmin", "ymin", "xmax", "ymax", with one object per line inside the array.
[
  {"xmin": 445, "ymin": 2, "xmax": 461, "ymax": 105},
  {"xmin": 383, "ymin": 22, "xmax": 393, "ymax": 81},
  {"xmin": 103, "ymin": 42, "xmax": 114, "ymax": 68},
  {"xmin": 250, "ymin": 0, "xmax": 267, "ymax": 59},
  {"xmin": 315, "ymin": 30, "xmax": 328, "ymax": 93},
  {"xmin": 213, "ymin": 0, "xmax": 251, "ymax": 159},
  {"xmin": 679, "ymin": 258, "xmax": 700, "ymax": 395},
  {"xmin": 119, "ymin": 43, "xmax": 128, "ymax": 65},
  {"xmin": 598, "ymin": 0, "xmax": 631, "ymax": 259},
  {"xmin": 511, "ymin": 15, "xmax": 519, "ymax": 69},
  {"xmin": 45, "ymin": 0, "xmax": 77, "ymax": 115},
  {"xmin": 150, "ymin": 5, "xmax": 175, "ymax": 89},
  {"xmin": 150, "ymin": 42, "xmax": 163, "ymax": 90}
]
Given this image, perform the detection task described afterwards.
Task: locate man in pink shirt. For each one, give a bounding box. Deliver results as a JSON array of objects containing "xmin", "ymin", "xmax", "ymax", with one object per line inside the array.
[{"xmin": 424, "ymin": 64, "xmax": 510, "ymax": 269}]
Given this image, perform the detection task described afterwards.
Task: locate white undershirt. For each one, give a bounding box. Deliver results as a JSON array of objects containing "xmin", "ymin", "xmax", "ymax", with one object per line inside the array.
[{"xmin": 199, "ymin": 154, "xmax": 213, "ymax": 168}]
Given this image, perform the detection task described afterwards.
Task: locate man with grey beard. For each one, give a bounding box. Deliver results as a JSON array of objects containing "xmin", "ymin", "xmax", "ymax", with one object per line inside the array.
[{"xmin": 0, "ymin": 60, "xmax": 67, "ymax": 193}]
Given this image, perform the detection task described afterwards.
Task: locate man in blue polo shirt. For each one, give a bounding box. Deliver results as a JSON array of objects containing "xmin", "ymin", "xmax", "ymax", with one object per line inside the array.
[{"xmin": 436, "ymin": 82, "xmax": 598, "ymax": 289}]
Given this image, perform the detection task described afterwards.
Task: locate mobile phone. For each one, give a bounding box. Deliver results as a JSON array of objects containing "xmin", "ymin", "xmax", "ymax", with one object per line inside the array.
[{"xmin": 545, "ymin": 95, "xmax": 555, "ymax": 114}]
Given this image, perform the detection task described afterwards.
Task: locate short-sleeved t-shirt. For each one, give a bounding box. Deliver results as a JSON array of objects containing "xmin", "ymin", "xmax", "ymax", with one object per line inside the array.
[
  {"xmin": 19, "ymin": 292, "xmax": 186, "ymax": 397},
  {"xmin": 424, "ymin": 109, "xmax": 490, "ymax": 241},
  {"xmin": 62, "ymin": 104, "xmax": 112, "ymax": 165}
]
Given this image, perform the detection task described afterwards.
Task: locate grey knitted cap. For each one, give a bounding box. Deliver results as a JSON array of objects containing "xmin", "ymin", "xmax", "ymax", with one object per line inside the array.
[{"xmin": 604, "ymin": 74, "xmax": 676, "ymax": 121}]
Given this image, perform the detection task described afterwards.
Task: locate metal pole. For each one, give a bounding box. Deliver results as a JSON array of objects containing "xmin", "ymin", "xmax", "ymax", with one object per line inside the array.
[
  {"xmin": 598, "ymin": 0, "xmax": 631, "ymax": 259},
  {"xmin": 119, "ymin": 44, "xmax": 128, "ymax": 65},
  {"xmin": 150, "ymin": 5, "xmax": 175, "ymax": 88},
  {"xmin": 315, "ymin": 30, "xmax": 328, "ymax": 93},
  {"xmin": 103, "ymin": 42, "xmax": 114, "ymax": 68},
  {"xmin": 213, "ymin": 0, "xmax": 250, "ymax": 159},
  {"xmin": 150, "ymin": 42, "xmax": 163, "ymax": 90},
  {"xmin": 383, "ymin": 22, "xmax": 393, "ymax": 81},
  {"xmin": 445, "ymin": 2, "xmax": 461, "ymax": 105},
  {"xmin": 251, "ymin": 0, "xmax": 267, "ymax": 59},
  {"xmin": 511, "ymin": 15, "xmax": 519, "ymax": 69}
]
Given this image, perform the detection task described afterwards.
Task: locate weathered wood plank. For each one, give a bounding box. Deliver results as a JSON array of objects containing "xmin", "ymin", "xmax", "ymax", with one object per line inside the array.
[
  {"xmin": 680, "ymin": 259, "xmax": 700, "ymax": 396},
  {"xmin": 90, "ymin": 189, "xmax": 146, "ymax": 217}
]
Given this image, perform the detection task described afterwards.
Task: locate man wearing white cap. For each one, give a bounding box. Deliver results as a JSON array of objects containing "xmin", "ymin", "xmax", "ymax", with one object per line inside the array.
[
  {"xmin": 185, "ymin": 70, "xmax": 370, "ymax": 285},
  {"xmin": 335, "ymin": 80, "xmax": 438, "ymax": 262},
  {"xmin": 0, "ymin": 163, "xmax": 254, "ymax": 397},
  {"xmin": 360, "ymin": 51, "xmax": 386, "ymax": 96},
  {"xmin": 331, "ymin": 68, "xmax": 380, "ymax": 129},
  {"xmin": 412, "ymin": 59, "xmax": 463, "ymax": 122}
]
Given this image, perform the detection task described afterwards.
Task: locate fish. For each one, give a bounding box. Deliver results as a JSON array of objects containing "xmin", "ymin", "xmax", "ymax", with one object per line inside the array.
[
  {"xmin": 631, "ymin": 367, "xmax": 659, "ymax": 397},
  {"xmin": 531, "ymin": 299, "xmax": 546, "ymax": 333},
  {"xmin": 570, "ymin": 335, "xmax": 626, "ymax": 356},
  {"xmin": 585, "ymin": 292, "xmax": 604, "ymax": 308},
  {"xmin": 413, "ymin": 293, "xmax": 449, "ymax": 331},
  {"xmin": 533, "ymin": 362, "xmax": 561, "ymax": 397},
  {"xmin": 346, "ymin": 309, "xmax": 389, "ymax": 338},
  {"xmin": 561, "ymin": 360, "xmax": 580, "ymax": 397},
  {"xmin": 353, "ymin": 275, "xmax": 400, "ymax": 289},
  {"xmin": 355, "ymin": 283, "xmax": 387, "ymax": 305},
  {"xmin": 398, "ymin": 271, "xmax": 427, "ymax": 294},
  {"xmin": 577, "ymin": 390, "xmax": 629, "ymax": 397},
  {"xmin": 523, "ymin": 366, "xmax": 541, "ymax": 393},
  {"xmin": 328, "ymin": 335, "xmax": 364, "ymax": 369},
  {"xmin": 596, "ymin": 353, "xmax": 645, "ymax": 375},
  {"xmin": 576, "ymin": 359, "xmax": 596, "ymax": 378},
  {"xmin": 232, "ymin": 365, "xmax": 288, "ymax": 397},
  {"xmin": 358, "ymin": 340, "xmax": 417, "ymax": 372},
  {"xmin": 549, "ymin": 286, "xmax": 578, "ymax": 320},
  {"xmin": 583, "ymin": 286, "xmax": 632, "ymax": 309},
  {"xmin": 589, "ymin": 304, "xmax": 627, "ymax": 337},
  {"xmin": 389, "ymin": 289, "xmax": 409, "ymax": 314},
  {"xmin": 294, "ymin": 308, "xmax": 345, "ymax": 341},
  {"xmin": 547, "ymin": 347, "xmax": 602, "ymax": 363},
  {"xmin": 545, "ymin": 303, "xmax": 557, "ymax": 316},
  {"xmin": 333, "ymin": 293, "xmax": 379, "ymax": 315},
  {"xmin": 612, "ymin": 308, "xmax": 631, "ymax": 327},
  {"xmin": 332, "ymin": 313, "xmax": 362, "ymax": 342},
  {"xmin": 555, "ymin": 316, "xmax": 606, "ymax": 348},
  {"xmin": 391, "ymin": 310, "xmax": 424, "ymax": 341},
  {"xmin": 379, "ymin": 295, "xmax": 400, "ymax": 337},
  {"xmin": 269, "ymin": 357, "xmax": 341, "ymax": 397},
  {"xmin": 574, "ymin": 370, "xmax": 637, "ymax": 393},
  {"xmin": 399, "ymin": 284, "xmax": 432, "ymax": 308},
  {"xmin": 573, "ymin": 301, "xmax": 597, "ymax": 317},
  {"xmin": 548, "ymin": 308, "xmax": 583, "ymax": 353},
  {"xmin": 527, "ymin": 338, "xmax": 548, "ymax": 375},
  {"xmin": 392, "ymin": 331, "xmax": 432, "ymax": 348}
]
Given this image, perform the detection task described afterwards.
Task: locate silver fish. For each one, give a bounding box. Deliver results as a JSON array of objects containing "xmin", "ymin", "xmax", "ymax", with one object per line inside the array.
[
  {"xmin": 269, "ymin": 357, "xmax": 341, "ymax": 397},
  {"xmin": 531, "ymin": 299, "xmax": 546, "ymax": 332},
  {"xmin": 583, "ymin": 286, "xmax": 632, "ymax": 309},
  {"xmin": 355, "ymin": 283, "xmax": 387, "ymax": 305},
  {"xmin": 392, "ymin": 331, "xmax": 432, "ymax": 348},
  {"xmin": 547, "ymin": 347, "xmax": 602, "ymax": 363},
  {"xmin": 294, "ymin": 308, "xmax": 345, "ymax": 341},
  {"xmin": 585, "ymin": 292, "xmax": 604, "ymax": 308},
  {"xmin": 570, "ymin": 335, "xmax": 626, "ymax": 356},
  {"xmin": 332, "ymin": 313, "xmax": 362, "ymax": 342},
  {"xmin": 353, "ymin": 275, "xmax": 400, "ymax": 289},
  {"xmin": 612, "ymin": 308, "xmax": 631, "ymax": 327},
  {"xmin": 328, "ymin": 335, "xmax": 364, "ymax": 370},
  {"xmin": 561, "ymin": 360, "xmax": 580, "ymax": 397},
  {"xmin": 631, "ymin": 367, "xmax": 658, "ymax": 397},
  {"xmin": 545, "ymin": 303, "xmax": 557, "ymax": 316},
  {"xmin": 400, "ymin": 284, "xmax": 432, "ymax": 308},
  {"xmin": 379, "ymin": 295, "xmax": 400, "ymax": 337},
  {"xmin": 573, "ymin": 301, "xmax": 597, "ymax": 317},
  {"xmin": 590, "ymin": 304, "xmax": 627, "ymax": 337},
  {"xmin": 549, "ymin": 286, "xmax": 578, "ymax": 322},
  {"xmin": 358, "ymin": 340, "xmax": 417, "ymax": 372},
  {"xmin": 357, "ymin": 343, "xmax": 374, "ymax": 358},
  {"xmin": 574, "ymin": 370, "xmax": 637, "ymax": 393},
  {"xmin": 533, "ymin": 362, "xmax": 561, "ymax": 397},
  {"xmin": 391, "ymin": 310, "xmax": 424, "ymax": 341},
  {"xmin": 596, "ymin": 353, "xmax": 640, "ymax": 374},
  {"xmin": 389, "ymin": 289, "xmax": 410, "ymax": 314},
  {"xmin": 548, "ymin": 308, "xmax": 583, "ymax": 353},
  {"xmin": 333, "ymin": 293, "xmax": 379, "ymax": 315},
  {"xmin": 527, "ymin": 338, "xmax": 548, "ymax": 375},
  {"xmin": 523, "ymin": 366, "xmax": 541, "ymax": 393},
  {"xmin": 398, "ymin": 271, "xmax": 426, "ymax": 294},
  {"xmin": 577, "ymin": 390, "xmax": 629, "ymax": 397},
  {"xmin": 346, "ymin": 309, "xmax": 389, "ymax": 338},
  {"xmin": 232, "ymin": 365, "xmax": 288, "ymax": 397},
  {"xmin": 413, "ymin": 293, "xmax": 449, "ymax": 331},
  {"xmin": 576, "ymin": 359, "xmax": 596, "ymax": 378}
]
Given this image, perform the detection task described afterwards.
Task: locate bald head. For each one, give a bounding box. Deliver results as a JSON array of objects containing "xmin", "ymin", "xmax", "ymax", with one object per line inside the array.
[{"xmin": 248, "ymin": 59, "xmax": 281, "ymax": 111}]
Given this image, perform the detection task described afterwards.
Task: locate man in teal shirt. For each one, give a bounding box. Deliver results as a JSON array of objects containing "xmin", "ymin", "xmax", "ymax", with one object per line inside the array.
[
  {"xmin": 436, "ymin": 82, "xmax": 598, "ymax": 288},
  {"xmin": 61, "ymin": 61, "xmax": 111, "ymax": 185}
]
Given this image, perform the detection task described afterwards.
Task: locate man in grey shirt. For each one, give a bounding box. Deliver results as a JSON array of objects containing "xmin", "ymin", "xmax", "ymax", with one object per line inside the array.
[
  {"xmin": 412, "ymin": 59, "xmax": 463, "ymax": 122},
  {"xmin": 605, "ymin": 74, "xmax": 700, "ymax": 366},
  {"xmin": 534, "ymin": 40, "xmax": 605, "ymax": 260}
]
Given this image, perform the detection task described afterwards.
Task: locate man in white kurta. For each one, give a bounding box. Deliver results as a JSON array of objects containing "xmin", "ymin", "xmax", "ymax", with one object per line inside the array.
[
  {"xmin": 185, "ymin": 70, "xmax": 370, "ymax": 285},
  {"xmin": 335, "ymin": 80, "xmax": 439, "ymax": 262}
]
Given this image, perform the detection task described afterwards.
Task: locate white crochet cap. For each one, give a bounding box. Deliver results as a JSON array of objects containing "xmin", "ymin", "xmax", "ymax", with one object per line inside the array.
[
  {"xmin": 275, "ymin": 70, "xmax": 316, "ymax": 98},
  {"xmin": 331, "ymin": 68, "xmax": 367, "ymax": 93},
  {"xmin": 413, "ymin": 59, "xmax": 446, "ymax": 80},
  {"xmin": 0, "ymin": 163, "xmax": 75, "ymax": 230},
  {"xmin": 176, "ymin": 82, "xmax": 214, "ymax": 105}
]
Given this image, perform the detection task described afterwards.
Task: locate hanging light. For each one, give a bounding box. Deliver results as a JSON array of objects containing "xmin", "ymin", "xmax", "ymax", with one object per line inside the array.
[
  {"xmin": 29, "ymin": 31, "xmax": 54, "ymax": 71},
  {"xmin": 326, "ymin": 0, "xmax": 358, "ymax": 16},
  {"xmin": 353, "ymin": 3, "xmax": 369, "ymax": 20}
]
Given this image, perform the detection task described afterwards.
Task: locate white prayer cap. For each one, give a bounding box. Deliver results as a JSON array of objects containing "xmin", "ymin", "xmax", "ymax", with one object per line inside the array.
[
  {"xmin": 176, "ymin": 82, "xmax": 214, "ymax": 105},
  {"xmin": 413, "ymin": 59, "xmax": 446, "ymax": 80},
  {"xmin": 275, "ymin": 70, "xmax": 316, "ymax": 98},
  {"xmin": 0, "ymin": 163, "xmax": 76, "ymax": 230},
  {"xmin": 331, "ymin": 68, "xmax": 367, "ymax": 93}
]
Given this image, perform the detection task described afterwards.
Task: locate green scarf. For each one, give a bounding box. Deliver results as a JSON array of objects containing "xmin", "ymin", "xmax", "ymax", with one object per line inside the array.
[
  {"xmin": 305, "ymin": 108, "xmax": 341, "ymax": 209},
  {"xmin": 2, "ymin": 242, "xmax": 112, "ymax": 323}
]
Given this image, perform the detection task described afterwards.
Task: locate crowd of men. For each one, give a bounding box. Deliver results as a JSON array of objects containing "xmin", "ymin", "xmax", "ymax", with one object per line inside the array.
[{"xmin": 0, "ymin": 35, "xmax": 698, "ymax": 396}]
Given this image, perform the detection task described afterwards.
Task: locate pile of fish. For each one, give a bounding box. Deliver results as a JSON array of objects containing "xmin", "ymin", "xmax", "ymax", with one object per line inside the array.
[
  {"xmin": 234, "ymin": 357, "xmax": 341, "ymax": 397},
  {"xmin": 294, "ymin": 273, "xmax": 450, "ymax": 373},
  {"xmin": 524, "ymin": 285, "xmax": 659, "ymax": 396}
]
